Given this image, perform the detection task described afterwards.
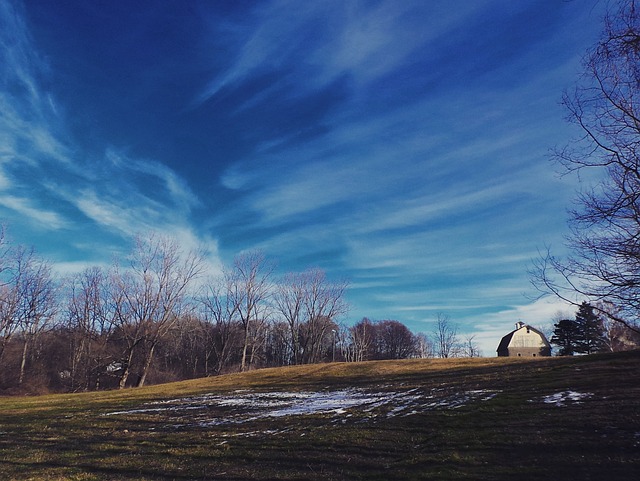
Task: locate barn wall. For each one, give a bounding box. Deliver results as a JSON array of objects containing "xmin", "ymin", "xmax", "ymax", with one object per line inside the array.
[
  {"xmin": 507, "ymin": 346, "xmax": 548, "ymax": 357},
  {"xmin": 505, "ymin": 326, "xmax": 551, "ymax": 357}
]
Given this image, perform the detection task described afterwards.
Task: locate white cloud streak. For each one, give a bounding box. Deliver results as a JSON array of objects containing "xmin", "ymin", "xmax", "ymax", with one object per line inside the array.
[
  {"xmin": 0, "ymin": 194, "xmax": 68, "ymax": 229},
  {"xmin": 0, "ymin": 0, "xmax": 607, "ymax": 349},
  {"xmin": 196, "ymin": 0, "xmax": 482, "ymax": 106},
  {"xmin": 0, "ymin": 1, "xmax": 222, "ymax": 273}
]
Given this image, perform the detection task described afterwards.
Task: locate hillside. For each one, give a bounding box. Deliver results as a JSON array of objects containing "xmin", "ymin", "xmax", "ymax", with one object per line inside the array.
[{"xmin": 0, "ymin": 352, "xmax": 639, "ymax": 480}]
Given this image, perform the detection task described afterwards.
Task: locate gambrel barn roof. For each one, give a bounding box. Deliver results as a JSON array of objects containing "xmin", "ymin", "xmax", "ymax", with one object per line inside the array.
[{"xmin": 497, "ymin": 322, "xmax": 551, "ymax": 357}]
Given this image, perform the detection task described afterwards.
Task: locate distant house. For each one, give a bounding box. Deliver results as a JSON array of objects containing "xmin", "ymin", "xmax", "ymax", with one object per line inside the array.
[{"xmin": 497, "ymin": 322, "xmax": 551, "ymax": 357}]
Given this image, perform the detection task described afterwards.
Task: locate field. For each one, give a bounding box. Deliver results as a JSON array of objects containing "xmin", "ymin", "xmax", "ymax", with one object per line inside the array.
[{"xmin": 1, "ymin": 352, "xmax": 639, "ymax": 480}]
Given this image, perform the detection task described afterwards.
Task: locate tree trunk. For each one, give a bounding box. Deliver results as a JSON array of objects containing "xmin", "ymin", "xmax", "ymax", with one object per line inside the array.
[
  {"xmin": 137, "ymin": 342, "xmax": 156, "ymax": 387},
  {"xmin": 240, "ymin": 325, "xmax": 250, "ymax": 372},
  {"xmin": 18, "ymin": 337, "xmax": 29, "ymax": 385},
  {"xmin": 118, "ymin": 364, "xmax": 130, "ymax": 389},
  {"xmin": 118, "ymin": 348, "xmax": 136, "ymax": 389}
]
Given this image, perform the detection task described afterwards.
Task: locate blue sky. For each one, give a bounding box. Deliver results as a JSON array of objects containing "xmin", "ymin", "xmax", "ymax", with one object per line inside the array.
[{"xmin": 0, "ymin": 0, "xmax": 608, "ymax": 354}]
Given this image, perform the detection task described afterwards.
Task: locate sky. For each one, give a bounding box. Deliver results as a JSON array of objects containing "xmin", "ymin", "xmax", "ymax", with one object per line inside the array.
[{"xmin": 0, "ymin": 0, "xmax": 610, "ymax": 355}]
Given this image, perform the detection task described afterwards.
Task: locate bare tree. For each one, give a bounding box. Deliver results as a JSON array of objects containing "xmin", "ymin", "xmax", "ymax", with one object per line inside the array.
[
  {"xmin": 226, "ymin": 251, "xmax": 273, "ymax": 372},
  {"xmin": 432, "ymin": 313, "xmax": 459, "ymax": 359},
  {"xmin": 461, "ymin": 334, "xmax": 481, "ymax": 358},
  {"xmin": 160, "ymin": 314, "xmax": 210, "ymax": 380},
  {"xmin": 12, "ymin": 247, "xmax": 57, "ymax": 385},
  {"xmin": 595, "ymin": 300, "xmax": 640, "ymax": 351},
  {"xmin": 112, "ymin": 234, "xmax": 204, "ymax": 388},
  {"xmin": 414, "ymin": 333, "xmax": 434, "ymax": 358},
  {"xmin": 299, "ymin": 315, "xmax": 337, "ymax": 364},
  {"xmin": 376, "ymin": 320, "xmax": 417, "ymax": 359},
  {"xmin": 532, "ymin": 1, "xmax": 640, "ymax": 334},
  {"xmin": 0, "ymin": 284, "xmax": 19, "ymax": 365},
  {"xmin": 199, "ymin": 277, "xmax": 242, "ymax": 375},
  {"xmin": 0, "ymin": 228, "xmax": 18, "ymax": 364},
  {"xmin": 345, "ymin": 318, "xmax": 375, "ymax": 362},
  {"xmin": 299, "ymin": 269, "xmax": 348, "ymax": 364},
  {"xmin": 273, "ymin": 271, "xmax": 306, "ymax": 364},
  {"xmin": 264, "ymin": 320, "xmax": 291, "ymax": 367},
  {"xmin": 64, "ymin": 267, "xmax": 116, "ymax": 391},
  {"xmin": 0, "ymin": 239, "xmax": 59, "ymax": 387},
  {"xmin": 274, "ymin": 268, "xmax": 348, "ymax": 365},
  {"xmin": 0, "ymin": 282, "xmax": 20, "ymax": 364},
  {"xmin": 0, "ymin": 225, "xmax": 10, "ymax": 280}
]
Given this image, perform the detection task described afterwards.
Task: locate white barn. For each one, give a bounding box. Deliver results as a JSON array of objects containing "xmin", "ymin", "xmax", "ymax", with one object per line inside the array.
[{"xmin": 497, "ymin": 322, "xmax": 551, "ymax": 357}]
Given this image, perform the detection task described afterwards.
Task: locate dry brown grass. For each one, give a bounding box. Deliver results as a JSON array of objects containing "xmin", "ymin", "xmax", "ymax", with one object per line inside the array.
[{"xmin": 1, "ymin": 353, "xmax": 638, "ymax": 480}]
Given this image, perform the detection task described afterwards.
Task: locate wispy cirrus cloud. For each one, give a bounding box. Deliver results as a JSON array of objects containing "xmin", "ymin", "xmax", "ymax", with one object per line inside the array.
[
  {"xmin": 0, "ymin": 194, "xmax": 68, "ymax": 229},
  {"xmin": 0, "ymin": 1, "xmax": 75, "ymax": 232},
  {"xmin": 196, "ymin": 0, "xmax": 482, "ymax": 107},
  {"xmin": 0, "ymin": 0, "xmax": 220, "ymax": 272},
  {"xmin": 218, "ymin": 70, "xmax": 568, "ymax": 227},
  {"xmin": 102, "ymin": 149, "xmax": 200, "ymax": 213},
  {"xmin": 0, "ymin": 0, "xmax": 608, "ymax": 352},
  {"xmin": 54, "ymin": 148, "xmax": 203, "ymax": 248},
  {"xmin": 198, "ymin": 2, "xmax": 595, "ymax": 350}
]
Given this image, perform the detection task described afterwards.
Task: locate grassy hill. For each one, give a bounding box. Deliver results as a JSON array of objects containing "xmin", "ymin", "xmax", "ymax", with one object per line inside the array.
[{"xmin": 0, "ymin": 352, "xmax": 639, "ymax": 480}]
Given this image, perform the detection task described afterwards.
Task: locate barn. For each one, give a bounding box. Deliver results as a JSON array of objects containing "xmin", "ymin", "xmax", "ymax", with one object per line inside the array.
[{"xmin": 497, "ymin": 322, "xmax": 551, "ymax": 357}]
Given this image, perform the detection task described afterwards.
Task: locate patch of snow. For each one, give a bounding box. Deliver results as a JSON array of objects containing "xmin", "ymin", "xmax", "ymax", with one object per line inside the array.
[
  {"xmin": 221, "ymin": 428, "xmax": 291, "ymax": 438},
  {"xmin": 103, "ymin": 387, "xmax": 500, "ymax": 428},
  {"xmin": 540, "ymin": 391, "xmax": 593, "ymax": 407},
  {"xmin": 104, "ymin": 404, "xmax": 205, "ymax": 416}
]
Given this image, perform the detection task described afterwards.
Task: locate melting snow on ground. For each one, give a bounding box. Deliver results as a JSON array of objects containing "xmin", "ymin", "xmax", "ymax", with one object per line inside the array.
[
  {"xmin": 104, "ymin": 387, "xmax": 499, "ymax": 429},
  {"xmin": 539, "ymin": 391, "xmax": 593, "ymax": 407}
]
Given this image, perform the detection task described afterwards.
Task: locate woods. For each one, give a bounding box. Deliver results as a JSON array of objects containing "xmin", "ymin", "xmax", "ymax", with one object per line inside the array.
[{"xmin": 0, "ymin": 230, "xmax": 432, "ymax": 394}]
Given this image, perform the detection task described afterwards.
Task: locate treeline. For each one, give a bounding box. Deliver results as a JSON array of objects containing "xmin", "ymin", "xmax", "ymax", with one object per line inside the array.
[
  {"xmin": 551, "ymin": 302, "xmax": 640, "ymax": 356},
  {"xmin": 0, "ymin": 231, "xmax": 435, "ymax": 394}
]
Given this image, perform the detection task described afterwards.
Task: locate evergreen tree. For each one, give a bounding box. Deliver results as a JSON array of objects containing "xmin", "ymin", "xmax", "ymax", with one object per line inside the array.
[
  {"xmin": 574, "ymin": 302, "xmax": 607, "ymax": 354},
  {"xmin": 551, "ymin": 319, "xmax": 581, "ymax": 356},
  {"xmin": 551, "ymin": 302, "xmax": 608, "ymax": 356}
]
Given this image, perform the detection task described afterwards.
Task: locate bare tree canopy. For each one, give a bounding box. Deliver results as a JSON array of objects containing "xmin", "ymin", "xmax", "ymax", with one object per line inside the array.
[
  {"xmin": 1, "ymin": 225, "xmax": 464, "ymax": 393},
  {"xmin": 112, "ymin": 233, "xmax": 204, "ymax": 388},
  {"xmin": 532, "ymin": 1, "xmax": 640, "ymax": 333},
  {"xmin": 298, "ymin": 269, "xmax": 348, "ymax": 364},
  {"xmin": 199, "ymin": 277, "xmax": 243, "ymax": 375},
  {"xmin": 433, "ymin": 313, "xmax": 459, "ymax": 359},
  {"xmin": 273, "ymin": 271, "xmax": 308, "ymax": 365},
  {"xmin": 226, "ymin": 251, "xmax": 274, "ymax": 372}
]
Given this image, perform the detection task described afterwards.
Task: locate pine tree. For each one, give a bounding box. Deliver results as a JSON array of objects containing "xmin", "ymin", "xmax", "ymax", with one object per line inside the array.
[
  {"xmin": 574, "ymin": 302, "xmax": 607, "ymax": 354},
  {"xmin": 551, "ymin": 319, "xmax": 581, "ymax": 356}
]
